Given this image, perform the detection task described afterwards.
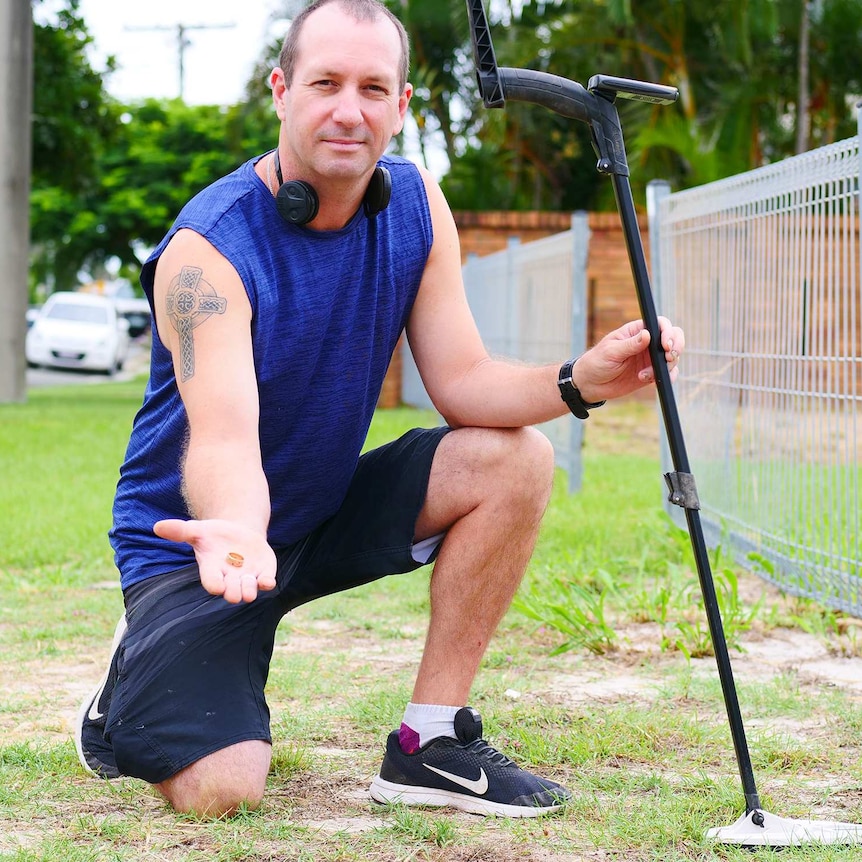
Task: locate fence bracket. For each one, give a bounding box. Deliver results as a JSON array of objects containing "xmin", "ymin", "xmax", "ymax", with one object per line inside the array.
[{"xmin": 664, "ymin": 471, "xmax": 701, "ymax": 510}]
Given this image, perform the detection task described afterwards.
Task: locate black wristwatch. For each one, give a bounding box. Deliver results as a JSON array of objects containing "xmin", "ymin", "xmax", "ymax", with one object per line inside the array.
[{"xmin": 557, "ymin": 359, "xmax": 605, "ymax": 419}]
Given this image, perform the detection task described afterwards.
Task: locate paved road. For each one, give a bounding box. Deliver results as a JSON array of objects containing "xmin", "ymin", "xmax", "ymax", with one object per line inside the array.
[{"xmin": 26, "ymin": 341, "xmax": 149, "ymax": 389}]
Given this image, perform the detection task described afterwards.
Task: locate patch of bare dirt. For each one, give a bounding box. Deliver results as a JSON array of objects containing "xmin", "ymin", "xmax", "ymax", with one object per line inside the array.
[
  {"xmin": 5, "ymin": 565, "xmax": 862, "ymax": 860},
  {"xmin": 6, "ymin": 597, "xmax": 862, "ymax": 751}
]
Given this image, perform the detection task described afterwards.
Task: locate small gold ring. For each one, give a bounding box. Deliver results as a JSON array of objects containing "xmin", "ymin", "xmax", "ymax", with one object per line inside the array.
[{"xmin": 226, "ymin": 552, "xmax": 244, "ymax": 568}]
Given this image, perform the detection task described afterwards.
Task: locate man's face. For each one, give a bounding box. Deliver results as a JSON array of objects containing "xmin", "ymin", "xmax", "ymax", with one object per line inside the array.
[{"xmin": 272, "ymin": 5, "xmax": 411, "ymax": 185}]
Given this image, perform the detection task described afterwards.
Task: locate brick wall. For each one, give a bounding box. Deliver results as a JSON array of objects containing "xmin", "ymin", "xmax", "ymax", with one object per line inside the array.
[
  {"xmin": 456, "ymin": 210, "xmax": 649, "ymax": 344},
  {"xmin": 583, "ymin": 211, "xmax": 649, "ymax": 343},
  {"xmin": 453, "ymin": 210, "xmax": 575, "ymax": 264},
  {"xmin": 378, "ymin": 210, "xmax": 650, "ymax": 408}
]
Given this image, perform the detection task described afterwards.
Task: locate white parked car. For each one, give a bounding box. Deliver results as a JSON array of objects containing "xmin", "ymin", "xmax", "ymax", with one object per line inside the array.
[{"xmin": 25, "ymin": 291, "xmax": 131, "ymax": 374}]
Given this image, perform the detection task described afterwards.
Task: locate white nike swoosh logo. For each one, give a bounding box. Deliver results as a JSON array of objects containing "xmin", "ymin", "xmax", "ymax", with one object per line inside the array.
[
  {"xmin": 423, "ymin": 764, "xmax": 489, "ymax": 795},
  {"xmin": 87, "ymin": 678, "xmax": 109, "ymax": 721}
]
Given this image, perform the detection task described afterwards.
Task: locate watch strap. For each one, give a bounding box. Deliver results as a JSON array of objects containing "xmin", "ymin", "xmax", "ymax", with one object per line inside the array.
[{"xmin": 557, "ymin": 359, "xmax": 606, "ymax": 419}]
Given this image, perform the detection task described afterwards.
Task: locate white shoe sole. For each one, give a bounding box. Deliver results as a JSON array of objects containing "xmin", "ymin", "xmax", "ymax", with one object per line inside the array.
[{"xmin": 369, "ymin": 775, "xmax": 563, "ymax": 818}]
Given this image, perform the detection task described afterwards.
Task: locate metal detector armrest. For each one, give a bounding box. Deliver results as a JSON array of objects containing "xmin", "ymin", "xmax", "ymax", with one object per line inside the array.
[{"xmin": 588, "ymin": 74, "xmax": 679, "ymax": 105}]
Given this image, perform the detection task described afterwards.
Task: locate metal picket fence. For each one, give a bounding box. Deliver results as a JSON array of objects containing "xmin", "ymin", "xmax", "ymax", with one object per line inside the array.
[
  {"xmin": 649, "ymin": 133, "xmax": 862, "ymax": 617},
  {"xmin": 402, "ymin": 131, "xmax": 862, "ymax": 617},
  {"xmin": 401, "ymin": 213, "xmax": 590, "ymax": 491}
]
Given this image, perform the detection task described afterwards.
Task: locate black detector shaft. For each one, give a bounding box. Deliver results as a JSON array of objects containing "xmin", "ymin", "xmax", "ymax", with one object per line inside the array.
[{"xmin": 465, "ymin": 0, "xmax": 764, "ymax": 821}]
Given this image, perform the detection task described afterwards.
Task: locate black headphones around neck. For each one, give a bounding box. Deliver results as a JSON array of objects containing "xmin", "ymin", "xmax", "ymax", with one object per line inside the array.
[{"xmin": 272, "ymin": 150, "xmax": 392, "ymax": 226}]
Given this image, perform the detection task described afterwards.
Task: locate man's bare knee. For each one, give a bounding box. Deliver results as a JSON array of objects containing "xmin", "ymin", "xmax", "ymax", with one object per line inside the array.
[
  {"xmin": 509, "ymin": 425, "xmax": 556, "ymax": 482},
  {"xmin": 156, "ymin": 740, "xmax": 271, "ymax": 818},
  {"xmin": 442, "ymin": 425, "xmax": 553, "ymax": 482},
  {"xmin": 477, "ymin": 426, "xmax": 555, "ymax": 508},
  {"xmin": 418, "ymin": 426, "xmax": 555, "ymax": 539}
]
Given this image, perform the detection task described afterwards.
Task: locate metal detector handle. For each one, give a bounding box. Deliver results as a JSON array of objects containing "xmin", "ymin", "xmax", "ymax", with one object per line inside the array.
[
  {"xmin": 499, "ymin": 68, "xmax": 631, "ymax": 175},
  {"xmin": 498, "ymin": 68, "xmax": 593, "ymax": 124},
  {"xmin": 588, "ymin": 74, "xmax": 679, "ymax": 106}
]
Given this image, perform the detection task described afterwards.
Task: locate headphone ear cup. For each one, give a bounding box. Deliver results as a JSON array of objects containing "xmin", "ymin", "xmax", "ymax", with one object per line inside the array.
[
  {"xmin": 276, "ymin": 180, "xmax": 319, "ymax": 225},
  {"xmin": 363, "ymin": 166, "xmax": 392, "ymax": 218}
]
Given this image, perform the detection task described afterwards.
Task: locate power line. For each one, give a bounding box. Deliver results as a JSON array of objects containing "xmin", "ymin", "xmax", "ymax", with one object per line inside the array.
[{"xmin": 125, "ymin": 22, "xmax": 236, "ymax": 101}]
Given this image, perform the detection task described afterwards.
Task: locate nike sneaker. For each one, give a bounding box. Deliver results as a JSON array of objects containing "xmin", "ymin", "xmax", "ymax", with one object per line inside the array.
[
  {"xmin": 369, "ymin": 706, "xmax": 571, "ymax": 817},
  {"xmin": 74, "ymin": 614, "xmax": 127, "ymax": 780}
]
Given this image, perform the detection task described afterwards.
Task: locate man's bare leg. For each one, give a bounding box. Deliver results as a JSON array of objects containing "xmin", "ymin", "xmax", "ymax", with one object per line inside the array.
[
  {"xmin": 155, "ymin": 740, "xmax": 271, "ymax": 817},
  {"xmin": 369, "ymin": 425, "xmax": 568, "ymax": 817},
  {"xmin": 412, "ymin": 425, "xmax": 556, "ymax": 704},
  {"xmin": 153, "ymin": 426, "xmax": 554, "ymax": 818}
]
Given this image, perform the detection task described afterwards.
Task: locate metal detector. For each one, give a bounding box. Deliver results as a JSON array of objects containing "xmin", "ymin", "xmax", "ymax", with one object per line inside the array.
[{"xmin": 464, "ymin": 0, "xmax": 862, "ymax": 846}]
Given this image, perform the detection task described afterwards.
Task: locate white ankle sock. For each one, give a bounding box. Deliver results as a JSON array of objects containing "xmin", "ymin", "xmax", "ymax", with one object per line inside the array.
[{"xmin": 399, "ymin": 702, "xmax": 460, "ymax": 752}]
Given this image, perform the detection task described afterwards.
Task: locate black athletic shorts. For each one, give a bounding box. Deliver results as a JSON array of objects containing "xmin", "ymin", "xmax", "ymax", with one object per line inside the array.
[{"xmin": 106, "ymin": 426, "xmax": 450, "ymax": 784}]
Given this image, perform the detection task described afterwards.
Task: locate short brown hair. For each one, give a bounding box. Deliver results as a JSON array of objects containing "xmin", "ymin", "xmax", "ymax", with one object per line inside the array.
[{"xmin": 279, "ymin": 0, "xmax": 410, "ymax": 92}]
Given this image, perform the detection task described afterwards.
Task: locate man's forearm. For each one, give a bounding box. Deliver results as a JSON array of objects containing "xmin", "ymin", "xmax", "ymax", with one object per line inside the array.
[
  {"xmin": 181, "ymin": 439, "xmax": 271, "ymax": 534},
  {"xmin": 435, "ymin": 358, "xmax": 568, "ymax": 430}
]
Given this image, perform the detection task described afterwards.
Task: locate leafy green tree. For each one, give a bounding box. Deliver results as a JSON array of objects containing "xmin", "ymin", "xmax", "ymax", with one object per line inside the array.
[
  {"xmin": 30, "ymin": 0, "xmax": 120, "ymax": 294},
  {"xmin": 30, "ymin": 0, "xmax": 278, "ymax": 295},
  {"xmin": 808, "ymin": 0, "xmax": 862, "ymax": 147},
  {"xmin": 31, "ymin": 1, "xmax": 117, "ymax": 192},
  {"xmin": 383, "ymin": 0, "xmax": 469, "ymax": 170},
  {"xmin": 55, "ymin": 99, "xmax": 274, "ymax": 287},
  {"xmin": 32, "ymin": 0, "xmax": 862, "ymax": 290},
  {"xmin": 545, "ymin": 0, "xmax": 862, "ymax": 194}
]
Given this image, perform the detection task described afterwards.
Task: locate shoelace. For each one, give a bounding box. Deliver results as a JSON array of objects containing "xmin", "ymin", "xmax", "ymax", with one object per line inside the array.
[{"xmin": 463, "ymin": 738, "xmax": 517, "ymax": 768}]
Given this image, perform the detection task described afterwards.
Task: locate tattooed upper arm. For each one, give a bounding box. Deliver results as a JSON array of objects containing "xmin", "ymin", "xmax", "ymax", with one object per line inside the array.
[{"xmin": 165, "ymin": 265, "xmax": 228, "ymax": 382}]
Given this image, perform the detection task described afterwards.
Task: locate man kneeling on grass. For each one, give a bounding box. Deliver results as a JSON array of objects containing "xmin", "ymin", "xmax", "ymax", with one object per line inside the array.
[{"xmin": 75, "ymin": 0, "xmax": 685, "ymax": 819}]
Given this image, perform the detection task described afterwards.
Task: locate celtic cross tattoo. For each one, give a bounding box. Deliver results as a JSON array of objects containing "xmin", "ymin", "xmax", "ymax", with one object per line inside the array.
[{"xmin": 165, "ymin": 266, "xmax": 228, "ymax": 382}]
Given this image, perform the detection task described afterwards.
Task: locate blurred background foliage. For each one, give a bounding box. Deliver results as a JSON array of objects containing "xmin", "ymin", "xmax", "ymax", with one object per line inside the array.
[{"xmin": 29, "ymin": 0, "xmax": 862, "ymax": 295}]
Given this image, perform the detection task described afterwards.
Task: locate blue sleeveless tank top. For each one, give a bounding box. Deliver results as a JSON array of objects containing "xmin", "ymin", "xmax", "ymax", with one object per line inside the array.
[{"xmin": 110, "ymin": 153, "xmax": 433, "ymax": 588}]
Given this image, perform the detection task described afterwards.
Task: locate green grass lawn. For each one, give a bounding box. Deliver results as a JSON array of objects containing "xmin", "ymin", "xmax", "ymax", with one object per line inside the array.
[{"xmin": 1, "ymin": 379, "xmax": 861, "ymax": 861}]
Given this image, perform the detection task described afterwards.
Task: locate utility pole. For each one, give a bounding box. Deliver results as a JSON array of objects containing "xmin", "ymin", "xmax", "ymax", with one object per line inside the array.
[
  {"xmin": 0, "ymin": 0, "xmax": 32, "ymax": 403},
  {"xmin": 126, "ymin": 22, "xmax": 235, "ymax": 101}
]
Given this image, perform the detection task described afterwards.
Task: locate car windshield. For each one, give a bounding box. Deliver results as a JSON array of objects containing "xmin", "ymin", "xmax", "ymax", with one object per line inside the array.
[{"xmin": 45, "ymin": 303, "xmax": 109, "ymax": 325}]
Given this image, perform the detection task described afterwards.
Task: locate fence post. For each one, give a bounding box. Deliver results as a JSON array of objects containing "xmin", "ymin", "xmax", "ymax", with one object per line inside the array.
[
  {"xmin": 505, "ymin": 237, "xmax": 521, "ymax": 358},
  {"xmin": 567, "ymin": 211, "xmax": 590, "ymax": 492},
  {"xmin": 646, "ymin": 180, "xmax": 672, "ymax": 310}
]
